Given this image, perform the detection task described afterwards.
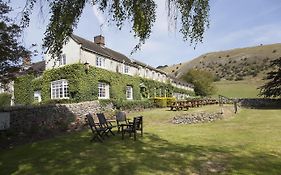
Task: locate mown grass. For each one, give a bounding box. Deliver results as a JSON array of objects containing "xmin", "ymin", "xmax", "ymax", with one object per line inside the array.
[
  {"xmin": 0, "ymin": 106, "xmax": 280, "ymax": 175},
  {"xmin": 213, "ymin": 79, "xmax": 264, "ymax": 98}
]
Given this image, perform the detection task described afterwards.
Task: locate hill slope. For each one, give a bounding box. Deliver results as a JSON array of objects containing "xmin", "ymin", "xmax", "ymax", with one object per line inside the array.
[{"xmin": 161, "ymin": 43, "xmax": 281, "ymax": 81}]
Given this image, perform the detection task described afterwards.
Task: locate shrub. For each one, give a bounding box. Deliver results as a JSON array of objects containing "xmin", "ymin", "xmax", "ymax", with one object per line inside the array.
[
  {"xmin": 152, "ymin": 97, "xmax": 176, "ymax": 108},
  {"xmin": 0, "ymin": 93, "xmax": 11, "ymax": 107},
  {"xmin": 110, "ymin": 99, "xmax": 155, "ymax": 110}
]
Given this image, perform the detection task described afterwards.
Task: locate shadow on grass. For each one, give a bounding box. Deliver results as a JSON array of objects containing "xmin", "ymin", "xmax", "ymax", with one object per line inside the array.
[{"xmin": 0, "ymin": 131, "xmax": 280, "ymax": 175}]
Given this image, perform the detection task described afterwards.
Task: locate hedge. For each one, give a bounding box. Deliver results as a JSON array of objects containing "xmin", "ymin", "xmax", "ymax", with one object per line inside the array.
[{"xmin": 0, "ymin": 93, "xmax": 11, "ymax": 107}]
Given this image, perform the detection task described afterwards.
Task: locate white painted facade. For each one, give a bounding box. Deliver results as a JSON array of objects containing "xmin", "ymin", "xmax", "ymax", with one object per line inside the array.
[
  {"xmin": 45, "ymin": 36, "xmax": 194, "ymax": 92},
  {"xmin": 46, "ymin": 39, "xmax": 81, "ymax": 69}
]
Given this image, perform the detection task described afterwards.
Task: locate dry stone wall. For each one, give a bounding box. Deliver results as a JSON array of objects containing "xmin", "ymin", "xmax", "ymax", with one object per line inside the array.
[
  {"xmin": 239, "ymin": 98, "xmax": 281, "ymax": 109},
  {"xmin": 0, "ymin": 101, "xmax": 103, "ymax": 148},
  {"xmin": 172, "ymin": 112, "xmax": 223, "ymax": 124}
]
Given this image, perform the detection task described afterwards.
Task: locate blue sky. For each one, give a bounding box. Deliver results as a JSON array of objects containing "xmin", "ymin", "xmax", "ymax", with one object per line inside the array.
[{"xmin": 12, "ymin": 0, "xmax": 281, "ymax": 67}]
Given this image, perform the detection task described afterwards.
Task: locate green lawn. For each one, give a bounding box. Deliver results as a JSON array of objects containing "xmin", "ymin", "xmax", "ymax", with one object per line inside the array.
[
  {"xmin": 213, "ymin": 80, "xmax": 264, "ymax": 98},
  {"xmin": 1, "ymin": 106, "xmax": 281, "ymax": 175}
]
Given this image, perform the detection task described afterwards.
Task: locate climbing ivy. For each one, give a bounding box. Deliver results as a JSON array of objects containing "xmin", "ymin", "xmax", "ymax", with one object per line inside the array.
[
  {"xmin": 14, "ymin": 74, "xmax": 35, "ymax": 105},
  {"xmin": 14, "ymin": 64, "xmax": 194, "ymax": 105}
]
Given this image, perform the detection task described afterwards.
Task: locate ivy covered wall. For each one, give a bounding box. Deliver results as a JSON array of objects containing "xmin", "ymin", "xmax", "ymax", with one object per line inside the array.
[{"xmin": 14, "ymin": 64, "xmax": 194, "ymax": 105}]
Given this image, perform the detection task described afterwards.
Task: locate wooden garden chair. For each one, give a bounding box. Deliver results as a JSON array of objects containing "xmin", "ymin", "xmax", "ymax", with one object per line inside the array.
[
  {"xmin": 121, "ymin": 116, "xmax": 143, "ymax": 141},
  {"xmin": 96, "ymin": 113, "xmax": 115, "ymax": 136},
  {"xmin": 86, "ymin": 113, "xmax": 107, "ymax": 142},
  {"xmin": 116, "ymin": 111, "xmax": 131, "ymax": 133}
]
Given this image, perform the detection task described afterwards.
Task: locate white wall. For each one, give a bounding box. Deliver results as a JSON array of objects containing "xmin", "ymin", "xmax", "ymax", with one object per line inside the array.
[
  {"xmin": 44, "ymin": 37, "xmax": 192, "ymax": 92},
  {"xmin": 45, "ymin": 38, "xmax": 81, "ymax": 69}
]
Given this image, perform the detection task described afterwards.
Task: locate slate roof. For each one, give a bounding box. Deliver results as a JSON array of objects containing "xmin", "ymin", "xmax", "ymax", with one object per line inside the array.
[
  {"xmin": 29, "ymin": 61, "xmax": 45, "ymax": 74},
  {"xmin": 131, "ymin": 59, "xmax": 167, "ymax": 75},
  {"xmin": 18, "ymin": 60, "xmax": 45, "ymax": 76},
  {"xmin": 71, "ymin": 34, "xmax": 193, "ymax": 88},
  {"xmin": 71, "ymin": 34, "xmax": 135, "ymax": 67}
]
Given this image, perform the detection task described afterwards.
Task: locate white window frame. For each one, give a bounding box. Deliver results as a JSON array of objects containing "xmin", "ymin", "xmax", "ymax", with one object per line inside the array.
[
  {"xmin": 126, "ymin": 86, "xmax": 133, "ymax": 100},
  {"xmin": 0, "ymin": 83, "xmax": 4, "ymax": 93},
  {"xmin": 34, "ymin": 90, "xmax": 42, "ymax": 102},
  {"xmin": 58, "ymin": 54, "xmax": 66, "ymax": 66},
  {"xmin": 96, "ymin": 56, "xmax": 105, "ymax": 67},
  {"xmin": 152, "ymin": 71, "xmax": 155, "ymax": 80},
  {"xmin": 98, "ymin": 82, "xmax": 110, "ymax": 99},
  {"xmin": 124, "ymin": 65, "xmax": 130, "ymax": 74},
  {"xmin": 51, "ymin": 79, "xmax": 69, "ymax": 99}
]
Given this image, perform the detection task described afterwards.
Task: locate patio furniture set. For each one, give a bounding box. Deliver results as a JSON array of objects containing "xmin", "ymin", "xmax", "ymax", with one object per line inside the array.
[{"xmin": 86, "ymin": 111, "xmax": 143, "ymax": 142}]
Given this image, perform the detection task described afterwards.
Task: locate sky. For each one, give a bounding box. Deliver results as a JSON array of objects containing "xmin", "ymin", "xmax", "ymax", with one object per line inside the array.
[{"xmin": 11, "ymin": 0, "xmax": 281, "ymax": 67}]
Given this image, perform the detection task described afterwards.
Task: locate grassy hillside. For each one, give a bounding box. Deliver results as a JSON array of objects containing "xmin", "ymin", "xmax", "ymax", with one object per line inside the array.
[
  {"xmin": 213, "ymin": 79, "xmax": 264, "ymax": 98},
  {"xmin": 158, "ymin": 43, "xmax": 280, "ymax": 98},
  {"xmin": 160, "ymin": 43, "xmax": 281, "ymax": 81}
]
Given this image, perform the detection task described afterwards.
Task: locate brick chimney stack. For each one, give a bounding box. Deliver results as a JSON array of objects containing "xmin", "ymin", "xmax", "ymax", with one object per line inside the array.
[{"xmin": 94, "ymin": 35, "xmax": 105, "ymax": 47}]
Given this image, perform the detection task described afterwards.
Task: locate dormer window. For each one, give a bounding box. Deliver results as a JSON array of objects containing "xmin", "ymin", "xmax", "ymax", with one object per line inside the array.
[{"xmin": 96, "ymin": 56, "xmax": 105, "ymax": 67}]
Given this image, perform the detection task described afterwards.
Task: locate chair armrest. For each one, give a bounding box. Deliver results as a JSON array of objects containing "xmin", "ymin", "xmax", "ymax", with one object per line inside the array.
[
  {"xmin": 106, "ymin": 119, "xmax": 113, "ymax": 125},
  {"xmin": 120, "ymin": 123, "xmax": 133, "ymax": 127}
]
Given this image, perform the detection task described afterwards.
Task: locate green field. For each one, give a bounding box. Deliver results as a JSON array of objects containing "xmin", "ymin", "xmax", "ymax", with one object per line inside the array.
[
  {"xmin": 1, "ymin": 106, "xmax": 281, "ymax": 175},
  {"xmin": 213, "ymin": 79, "xmax": 264, "ymax": 98}
]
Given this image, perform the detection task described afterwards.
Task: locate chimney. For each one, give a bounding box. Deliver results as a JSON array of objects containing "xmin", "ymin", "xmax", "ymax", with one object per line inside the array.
[
  {"xmin": 94, "ymin": 35, "xmax": 105, "ymax": 47},
  {"xmin": 22, "ymin": 56, "xmax": 31, "ymax": 66}
]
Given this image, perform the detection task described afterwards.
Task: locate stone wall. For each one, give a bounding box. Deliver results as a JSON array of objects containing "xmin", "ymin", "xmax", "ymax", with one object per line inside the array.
[
  {"xmin": 0, "ymin": 101, "xmax": 104, "ymax": 149},
  {"xmin": 172, "ymin": 112, "xmax": 223, "ymax": 124},
  {"xmin": 239, "ymin": 98, "xmax": 281, "ymax": 109}
]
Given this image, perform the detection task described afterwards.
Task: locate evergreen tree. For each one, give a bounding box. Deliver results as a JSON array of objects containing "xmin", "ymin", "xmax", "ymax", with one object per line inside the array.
[{"xmin": 259, "ymin": 57, "xmax": 281, "ymax": 98}]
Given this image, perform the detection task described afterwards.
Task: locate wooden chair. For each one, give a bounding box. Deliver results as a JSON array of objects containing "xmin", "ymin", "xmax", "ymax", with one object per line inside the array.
[
  {"xmin": 96, "ymin": 113, "xmax": 115, "ymax": 136},
  {"xmin": 116, "ymin": 111, "xmax": 130, "ymax": 133},
  {"xmin": 86, "ymin": 113, "xmax": 107, "ymax": 142},
  {"xmin": 121, "ymin": 116, "xmax": 143, "ymax": 141}
]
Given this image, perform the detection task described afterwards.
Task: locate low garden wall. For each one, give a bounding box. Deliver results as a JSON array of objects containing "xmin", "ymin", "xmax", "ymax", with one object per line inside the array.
[
  {"xmin": 0, "ymin": 101, "xmax": 105, "ymax": 149},
  {"xmin": 239, "ymin": 98, "xmax": 281, "ymax": 109},
  {"xmin": 172, "ymin": 112, "xmax": 223, "ymax": 124}
]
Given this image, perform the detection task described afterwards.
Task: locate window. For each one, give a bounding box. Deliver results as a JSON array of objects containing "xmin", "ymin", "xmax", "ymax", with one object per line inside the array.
[
  {"xmin": 152, "ymin": 71, "xmax": 155, "ymax": 80},
  {"xmin": 126, "ymin": 86, "xmax": 133, "ymax": 100},
  {"xmin": 0, "ymin": 83, "xmax": 4, "ymax": 93},
  {"xmin": 34, "ymin": 90, "xmax": 42, "ymax": 102},
  {"xmin": 98, "ymin": 82, "xmax": 110, "ymax": 99},
  {"xmin": 96, "ymin": 56, "xmax": 105, "ymax": 67},
  {"xmin": 58, "ymin": 54, "xmax": 66, "ymax": 66},
  {"xmin": 145, "ymin": 69, "xmax": 149, "ymax": 78},
  {"xmin": 51, "ymin": 79, "xmax": 69, "ymax": 99},
  {"xmin": 110, "ymin": 61, "xmax": 114, "ymax": 70},
  {"xmin": 124, "ymin": 65, "xmax": 129, "ymax": 74}
]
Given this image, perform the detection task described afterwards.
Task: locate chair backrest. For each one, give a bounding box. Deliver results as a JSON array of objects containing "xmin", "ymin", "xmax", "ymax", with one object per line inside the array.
[
  {"xmin": 86, "ymin": 113, "xmax": 97, "ymax": 132},
  {"xmin": 133, "ymin": 116, "xmax": 143, "ymax": 130},
  {"xmin": 116, "ymin": 111, "xmax": 127, "ymax": 125},
  {"xmin": 96, "ymin": 113, "xmax": 109, "ymax": 128}
]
